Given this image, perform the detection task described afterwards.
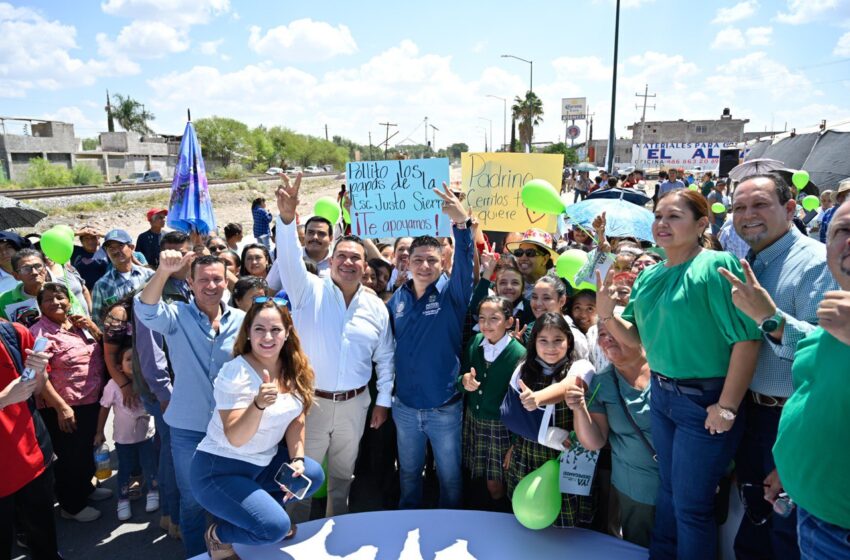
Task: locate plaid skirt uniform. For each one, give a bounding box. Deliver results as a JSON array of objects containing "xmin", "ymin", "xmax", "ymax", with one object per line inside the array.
[
  {"xmin": 462, "ymin": 411, "xmax": 512, "ymax": 482},
  {"xmin": 506, "ymin": 397, "xmax": 595, "ymax": 528}
]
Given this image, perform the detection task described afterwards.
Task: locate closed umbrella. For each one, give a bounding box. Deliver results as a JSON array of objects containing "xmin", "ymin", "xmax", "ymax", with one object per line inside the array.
[
  {"xmin": 168, "ymin": 112, "xmax": 217, "ymax": 234},
  {"xmin": 565, "ymin": 198, "xmax": 655, "ymax": 243},
  {"xmin": 728, "ymin": 158, "xmax": 784, "ymax": 181},
  {"xmin": 0, "ymin": 196, "xmax": 46, "ymax": 230}
]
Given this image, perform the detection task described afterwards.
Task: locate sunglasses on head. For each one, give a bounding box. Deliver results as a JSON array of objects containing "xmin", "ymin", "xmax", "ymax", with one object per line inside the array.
[
  {"xmin": 512, "ymin": 248, "xmax": 543, "ymax": 258},
  {"xmin": 253, "ymin": 296, "xmax": 289, "ymax": 307}
]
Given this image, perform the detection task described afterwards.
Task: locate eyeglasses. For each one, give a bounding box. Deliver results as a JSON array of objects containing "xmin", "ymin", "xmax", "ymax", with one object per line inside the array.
[
  {"xmin": 253, "ymin": 296, "xmax": 289, "ymax": 307},
  {"xmin": 512, "ymin": 249, "xmax": 543, "ymax": 258},
  {"xmin": 103, "ymin": 314, "xmax": 128, "ymax": 327},
  {"xmin": 209, "ymin": 245, "xmax": 227, "ymax": 252},
  {"xmin": 16, "ymin": 263, "xmax": 44, "ymax": 275}
]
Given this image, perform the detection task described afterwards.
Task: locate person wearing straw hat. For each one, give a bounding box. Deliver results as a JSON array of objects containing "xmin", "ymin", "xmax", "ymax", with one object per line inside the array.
[
  {"xmin": 71, "ymin": 226, "xmax": 109, "ymax": 292},
  {"xmin": 819, "ymin": 178, "xmax": 850, "ymax": 243},
  {"xmin": 505, "ymin": 229, "xmax": 559, "ymax": 299}
]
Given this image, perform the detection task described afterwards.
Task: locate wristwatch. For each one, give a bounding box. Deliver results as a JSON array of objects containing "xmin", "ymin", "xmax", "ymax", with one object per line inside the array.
[
  {"xmin": 454, "ymin": 218, "xmax": 473, "ymax": 230},
  {"xmin": 717, "ymin": 405, "xmax": 737, "ymax": 421},
  {"xmin": 759, "ymin": 310, "xmax": 784, "ymax": 334}
]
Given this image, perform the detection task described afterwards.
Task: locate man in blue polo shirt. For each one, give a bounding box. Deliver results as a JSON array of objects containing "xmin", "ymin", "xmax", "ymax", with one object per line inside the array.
[{"xmin": 388, "ymin": 185, "xmax": 473, "ymax": 509}]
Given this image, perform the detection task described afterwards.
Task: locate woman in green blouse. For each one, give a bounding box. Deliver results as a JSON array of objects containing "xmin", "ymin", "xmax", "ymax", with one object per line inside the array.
[{"xmin": 596, "ymin": 189, "xmax": 761, "ymax": 560}]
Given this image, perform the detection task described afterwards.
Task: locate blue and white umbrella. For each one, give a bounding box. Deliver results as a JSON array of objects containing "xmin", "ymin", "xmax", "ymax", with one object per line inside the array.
[
  {"xmin": 168, "ymin": 115, "xmax": 216, "ymax": 234},
  {"xmin": 565, "ymin": 198, "xmax": 655, "ymax": 243}
]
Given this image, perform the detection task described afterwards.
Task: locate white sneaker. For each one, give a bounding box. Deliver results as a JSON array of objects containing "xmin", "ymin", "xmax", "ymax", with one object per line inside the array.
[
  {"xmin": 117, "ymin": 499, "xmax": 131, "ymax": 521},
  {"xmin": 89, "ymin": 486, "xmax": 113, "ymax": 501},
  {"xmin": 145, "ymin": 490, "xmax": 160, "ymax": 513},
  {"xmin": 61, "ymin": 506, "xmax": 101, "ymax": 522}
]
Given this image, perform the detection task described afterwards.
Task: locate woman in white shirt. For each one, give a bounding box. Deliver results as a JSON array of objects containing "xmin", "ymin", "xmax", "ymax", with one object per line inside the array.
[{"xmin": 190, "ymin": 298, "xmax": 323, "ymax": 559}]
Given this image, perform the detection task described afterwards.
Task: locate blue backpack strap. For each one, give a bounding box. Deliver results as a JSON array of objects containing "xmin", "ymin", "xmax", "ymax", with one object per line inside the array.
[{"xmin": 0, "ymin": 320, "xmax": 24, "ymax": 374}]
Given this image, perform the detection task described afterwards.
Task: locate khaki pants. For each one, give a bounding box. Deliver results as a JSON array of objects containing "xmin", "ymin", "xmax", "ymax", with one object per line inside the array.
[{"xmin": 289, "ymin": 389, "xmax": 370, "ymax": 521}]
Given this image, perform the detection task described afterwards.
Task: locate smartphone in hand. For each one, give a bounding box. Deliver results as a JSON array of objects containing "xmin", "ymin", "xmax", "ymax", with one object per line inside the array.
[
  {"xmin": 21, "ymin": 337, "xmax": 49, "ymax": 381},
  {"xmin": 274, "ymin": 463, "xmax": 312, "ymax": 501}
]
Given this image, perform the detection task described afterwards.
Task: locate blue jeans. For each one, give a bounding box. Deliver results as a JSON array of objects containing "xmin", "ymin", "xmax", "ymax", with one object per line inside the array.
[
  {"xmin": 190, "ymin": 447, "xmax": 324, "ymax": 546},
  {"xmin": 393, "ymin": 396, "xmax": 462, "ymax": 509},
  {"xmin": 170, "ymin": 427, "xmax": 207, "ymax": 558},
  {"xmin": 115, "ymin": 439, "xmax": 157, "ymax": 499},
  {"xmin": 143, "ymin": 396, "xmax": 180, "ymax": 521},
  {"xmin": 797, "ymin": 506, "xmax": 850, "ymax": 559},
  {"xmin": 649, "ymin": 376, "xmax": 745, "ymax": 560},
  {"xmin": 734, "ymin": 398, "xmax": 799, "ymax": 560}
]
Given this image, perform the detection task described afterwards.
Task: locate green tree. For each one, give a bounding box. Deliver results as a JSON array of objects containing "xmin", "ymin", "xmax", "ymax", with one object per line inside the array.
[
  {"xmin": 193, "ymin": 117, "xmax": 251, "ymax": 167},
  {"xmin": 110, "ymin": 93, "xmax": 155, "ymax": 134},
  {"xmin": 447, "ymin": 143, "xmax": 469, "ymax": 159},
  {"xmin": 81, "ymin": 138, "xmax": 99, "ymax": 151},
  {"xmin": 511, "ymin": 91, "xmax": 544, "ymax": 150},
  {"xmin": 543, "ymin": 142, "xmax": 579, "ymax": 165}
]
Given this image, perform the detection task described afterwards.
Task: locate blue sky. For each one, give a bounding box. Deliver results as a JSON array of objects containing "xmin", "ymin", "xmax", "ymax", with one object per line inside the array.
[{"xmin": 2, "ymin": 0, "xmax": 849, "ymax": 151}]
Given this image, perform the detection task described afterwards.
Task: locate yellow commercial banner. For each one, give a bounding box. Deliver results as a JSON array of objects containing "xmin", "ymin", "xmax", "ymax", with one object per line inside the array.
[{"xmin": 460, "ymin": 152, "xmax": 563, "ymax": 233}]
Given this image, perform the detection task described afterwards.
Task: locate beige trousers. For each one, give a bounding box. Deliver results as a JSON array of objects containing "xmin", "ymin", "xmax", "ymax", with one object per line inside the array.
[{"xmin": 288, "ymin": 389, "xmax": 370, "ymax": 522}]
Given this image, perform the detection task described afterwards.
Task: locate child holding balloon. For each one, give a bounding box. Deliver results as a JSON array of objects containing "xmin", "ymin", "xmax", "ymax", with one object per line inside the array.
[
  {"xmin": 459, "ymin": 296, "xmax": 526, "ymax": 510},
  {"xmin": 505, "ymin": 312, "xmax": 596, "ymax": 528}
]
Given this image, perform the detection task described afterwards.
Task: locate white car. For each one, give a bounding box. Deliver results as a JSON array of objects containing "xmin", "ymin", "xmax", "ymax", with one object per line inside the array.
[
  {"xmin": 304, "ymin": 166, "xmax": 322, "ymax": 174},
  {"xmin": 265, "ymin": 167, "xmax": 283, "ymax": 176}
]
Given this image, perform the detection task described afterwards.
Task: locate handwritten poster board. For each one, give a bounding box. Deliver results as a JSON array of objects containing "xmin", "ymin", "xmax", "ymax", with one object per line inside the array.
[
  {"xmin": 347, "ymin": 158, "xmax": 451, "ymax": 238},
  {"xmin": 461, "ymin": 152, "xmax": 563, "ymax": 233}
]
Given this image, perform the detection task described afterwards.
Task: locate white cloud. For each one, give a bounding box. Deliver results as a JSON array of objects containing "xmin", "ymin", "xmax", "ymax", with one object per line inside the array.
[
  {"xmin": 200, "ymin": 39, "xmax": 223, "ymax": 56},
  {"xmin": 713, "ymin": 1, "xmax": 759, "ymax": 24},
  {"xmin": 835, "ymin": 31, "xmax": 850, "ymax": 55},
  {"xmin": 0, "ymin": 4, "xmax": 137, "ymax": 97},
  {"xmin": 42, "ymin": 106, "xmax": 97, "ymax": 130},
  {"xmin": 101, "ymin": 0, "xmax": 230, "ymax": 26},
  {"xmin": 711, "ymin": 27, "xmax": 747, "ymax": 49},
  {"xmin": 776, "ymin": 0, "xmax": 842, "ymax": 24},
  {"xmin": 551, "ymin": 56, "xmax": 611, "ymax": 81},
  {"xmin": 707, "ymin": 52, "xmax": 815, "ymax": 104},
  {"xmin": 472, "ymin": 41, "xmax": 487, "ymax": 54},
  {"xmin": 249, "ymin": 19, "xmax": 358, "ymax": 62},
  {"xmin": 113, "ymin": 20, "xmax": 189, "ymax": 58},
  {"xmin": 745, "ymin": 26, "xmax": 773, "ymax": 45},
  {"xmin": 773, "ymin": 103, "xmax": 849, "ymax": 129}
]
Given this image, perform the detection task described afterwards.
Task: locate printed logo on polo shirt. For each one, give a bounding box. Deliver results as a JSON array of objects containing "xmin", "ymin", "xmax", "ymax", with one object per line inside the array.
[
  {"xmin": 395, "ymin": 301, "xmax": 405, "ymax": 318},
  {"xmin": 423, "ymin": 300, "xmax": 440, "ymax": 317}
]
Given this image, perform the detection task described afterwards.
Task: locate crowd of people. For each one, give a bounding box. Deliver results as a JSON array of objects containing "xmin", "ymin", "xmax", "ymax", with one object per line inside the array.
[{"xmin": 1, "ymin": 167, "xmax": 849, "ymax": 560}]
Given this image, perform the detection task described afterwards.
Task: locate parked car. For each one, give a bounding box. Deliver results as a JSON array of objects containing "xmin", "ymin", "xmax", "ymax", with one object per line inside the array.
[
  {"xmin": 121, "ymin": 170, "xmax": 163, "ymax": 184},
  {"xmin": 284, "ymin": 166, "xmax": 303, "ymax": 175},
  {"xmin": 265, "ymin": 167, "xmax": 283, "ymax": 176},
  {"xmin": 304, "ymin": 166, "xmax": 322, "ymax": 174}
]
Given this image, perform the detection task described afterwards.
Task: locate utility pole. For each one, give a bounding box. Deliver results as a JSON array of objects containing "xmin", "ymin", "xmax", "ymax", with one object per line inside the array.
[
  {"xmin": 379, "ymin": 122, "xmax": 397, "ymax": 158},
  {"xmin": 430, "ymin": 124, "xmax": 439, "ymax": 155},
  {"xmin": 424, "ymin": 116, "xmax": 429, "ymax": 157},
  {"xmin": 605, "ymin": 0, "xmax": 621, "ymax": 173},
  {"xmin": 325, "ymin": 124, "xmax": 329, "ymax": 141},
  {"xmin": 634, "ymin": 84, "xmax": 656, "ymax": 168},
  {"xmin": 368, "ymin": 131, "xmax": 373, "ymax": 160},
  {"xmin": 105, "ymin": 90, "xmax": 115, "ymax": 133}
]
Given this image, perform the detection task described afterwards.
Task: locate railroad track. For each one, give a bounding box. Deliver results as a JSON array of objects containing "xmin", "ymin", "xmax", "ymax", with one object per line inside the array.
[{"xmin": 0, "ymin": 172, "xmax": 340, "ymax": 201}]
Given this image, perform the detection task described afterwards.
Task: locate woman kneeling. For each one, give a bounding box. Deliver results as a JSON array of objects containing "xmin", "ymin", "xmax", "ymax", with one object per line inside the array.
[{"xmin": 190, "ymin": 298, "xmax": 324, "ymax": 559}]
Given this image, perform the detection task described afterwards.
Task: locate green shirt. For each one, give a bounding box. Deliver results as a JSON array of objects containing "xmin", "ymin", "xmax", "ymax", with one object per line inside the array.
[
  {"xmin": 700, "ymin": 180, "xmax": 714, "ymax": 197},
  {"xmin": 588, "ymin": 366, "xmax": 659, "ymax": 505},
  {"xmin": 773, "ymin": 328, "xmax": 850, "ymax": 528},
  {"xmin": 0, "ymin": 283, "xmax": 38, "ymax": 324},
  {"xmin": 621, "ymin": 251, "xmax": 761, "ymax": 379},
  {"xmin": 459, "ymin": 332, "xmax": 526, "ymax": 420}
]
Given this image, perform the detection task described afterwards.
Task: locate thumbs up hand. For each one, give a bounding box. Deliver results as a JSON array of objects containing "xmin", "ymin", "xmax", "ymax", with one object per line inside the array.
[
  {"xmin": 518, "ymin": 379, "xmax": 540, "ymax": 411},
  {"xmin": 254, "ymin": 369, "xmax": 278, "ymax": 410},
  {"xmin": 462, "ymin": 367, "xmax": 481, "ymax": 392}
]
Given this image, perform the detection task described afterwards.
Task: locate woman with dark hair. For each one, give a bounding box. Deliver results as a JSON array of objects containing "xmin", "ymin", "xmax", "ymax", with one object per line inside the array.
[
  {"xmin": 190, "ymin": 299, "xmax": 324, "ymax": 559},
  {"xmin": 367, "ymin": 258, "xmax": 393, "ymax": 301},
  {"xmin": 504, "ymin": 312, "xmax": 595, "ymax": 528},
  {"xmin": 240, "ymin": 244, "xmax": 272, "ymax": 280},
  {"xmin": 597, "ymin": 188, "xmax": 762, "ymax": 559},
  {"xmin": 524, "ymin": 274, "xmax": 589, "ymax": 359},
  {"xmin": 504, "ymin": 229, "xmax": 558, "ymax": 299},
  {"xmin": 231, "ymin": 277, "xmax": 269, "ymax": 312},
  {"xmin": 31, "ymin": 282, "xmax": 108, "ymax": 522}
]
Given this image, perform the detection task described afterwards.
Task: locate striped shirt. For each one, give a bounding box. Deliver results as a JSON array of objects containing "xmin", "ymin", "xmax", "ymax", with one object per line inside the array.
[{"xmin": 748, "ymin": 227, "xmax": 838, "ymax": 397}]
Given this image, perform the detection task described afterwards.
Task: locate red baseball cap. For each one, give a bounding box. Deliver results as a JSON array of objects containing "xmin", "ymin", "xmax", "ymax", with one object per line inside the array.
[{"xmin": 146, "ymin": 208, "xmax": 168, "ymax": 221}]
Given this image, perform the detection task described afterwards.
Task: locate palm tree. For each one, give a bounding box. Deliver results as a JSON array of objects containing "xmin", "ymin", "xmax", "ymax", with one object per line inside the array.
[
  {"xmin": 511, "ymin": 91, "xmax": 544, "ymax": 151},
  {"xmin": 110, "ymin": 93, "xmax": 155, "ymax": 134}
]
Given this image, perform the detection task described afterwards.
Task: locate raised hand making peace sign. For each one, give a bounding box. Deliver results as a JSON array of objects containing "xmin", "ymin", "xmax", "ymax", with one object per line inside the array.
[
  {"xmin": 717, "ymin": 259, "xmax": 779, "ymax": 333},
  {"xmin": 276, "ymin": 172, "xmax": 303, "ymax": 225}
]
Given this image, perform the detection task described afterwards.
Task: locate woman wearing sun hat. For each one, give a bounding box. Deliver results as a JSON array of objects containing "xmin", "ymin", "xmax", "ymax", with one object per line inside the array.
[{"xmin": 505, "ymin": 229, "xmax": 559, "ymax": 299}]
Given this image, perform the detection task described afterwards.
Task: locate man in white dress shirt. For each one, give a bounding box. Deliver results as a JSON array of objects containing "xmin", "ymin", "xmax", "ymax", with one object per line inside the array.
[{"xmin": 274, "ymin": 173, "xmax": 395, "ymax": 521}]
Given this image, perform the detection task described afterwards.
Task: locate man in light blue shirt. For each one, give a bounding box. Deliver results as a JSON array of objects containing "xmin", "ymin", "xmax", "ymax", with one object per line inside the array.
[
  {"xmin": 719, "ymin": 173, "xmax": 838, "ymax": 560},
  {"xmin": 657, "ymin": 168, "xmax": 686, "ymax": 196},
  {"xmin": 135, "ymin": 252, "xmax": 245, "ymax": 558}
]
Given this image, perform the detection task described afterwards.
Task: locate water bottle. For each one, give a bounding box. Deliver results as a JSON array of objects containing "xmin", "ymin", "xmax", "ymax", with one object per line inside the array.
[{"xmin": 94, "ymin": 443, "xmax": 112, "ymax": 481}]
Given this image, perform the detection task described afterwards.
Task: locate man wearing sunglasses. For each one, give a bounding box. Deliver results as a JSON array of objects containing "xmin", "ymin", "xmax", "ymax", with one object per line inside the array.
[{"xmin": 274, "ymin": 173, "xmax": 395, "ymax": 523}]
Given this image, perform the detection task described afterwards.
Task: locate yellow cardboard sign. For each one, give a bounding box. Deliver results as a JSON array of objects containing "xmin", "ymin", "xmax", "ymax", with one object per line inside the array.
[{"xmin": 461, "ymin": 152, "xmax": 563, "ymax": 233}]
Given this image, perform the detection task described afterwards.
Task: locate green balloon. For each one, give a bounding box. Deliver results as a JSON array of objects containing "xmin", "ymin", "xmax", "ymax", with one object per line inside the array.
[
  {"xmin": 512, "ymin": 459, "xmax": 561, "ymax": 530},
  {"xmin": 576, "ymin": 281, "xmax": 597, "ymax": 292},
  {"xmin": 521, "ymin": 179, "xmax": 566, "ymax": 215},
  {"xmin": 711, "ymin": 202, "xmax": 726, "ymax": 214},
  {"xmin": 802, "ymin": 194, "xmax": 820, "ymax": 212},
  {"xmin": 41, "ymin": 227, "xmax": 74, "ymax": 265},
  {"xmin": 792, "ymin": 170, "xmax": 810, "ymax": 189},
  {"xmin": 53, "ymin": 224, "xmax": 75, "ymax": 241},
  {"xmin": 312, "ymin": 456, "xmax": 328, "ymax": 499},
  {"xmin": 313, "ymin": 197, "xmax": 341, "ymax": 225},
  {"xmin": 555, "ymin": 249, "xmax": 588, "ymax": 287}
]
